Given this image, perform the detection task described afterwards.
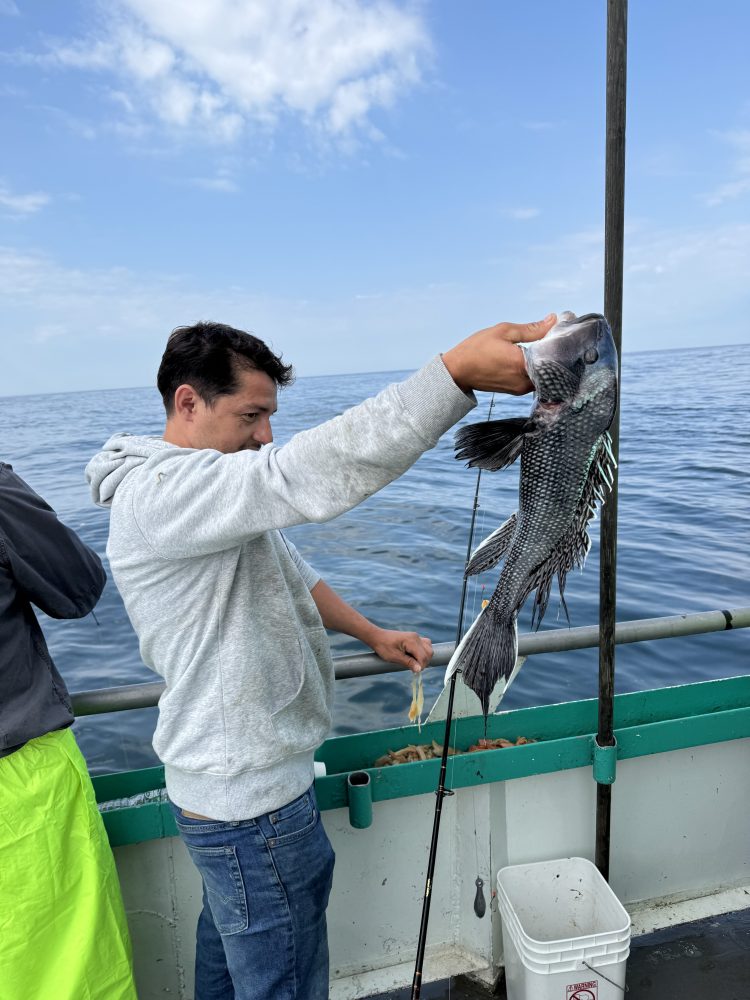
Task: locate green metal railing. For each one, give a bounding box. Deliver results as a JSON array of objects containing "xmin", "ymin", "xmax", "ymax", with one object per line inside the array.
[{"xmin": 92, "ymin": 672, "xmax": 750, "ymax": 848}]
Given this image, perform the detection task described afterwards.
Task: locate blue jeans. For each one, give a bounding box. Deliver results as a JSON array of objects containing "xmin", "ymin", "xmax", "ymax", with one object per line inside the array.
[{"xmin": 170, "ymin": 786, "xmax": 335, "ymax": 1000}]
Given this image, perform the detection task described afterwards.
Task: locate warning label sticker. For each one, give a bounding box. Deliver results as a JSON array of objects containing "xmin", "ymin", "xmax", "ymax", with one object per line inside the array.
[{"xmin": 566, "ymin": 982, "xmax": 598, "ymax": 1000}]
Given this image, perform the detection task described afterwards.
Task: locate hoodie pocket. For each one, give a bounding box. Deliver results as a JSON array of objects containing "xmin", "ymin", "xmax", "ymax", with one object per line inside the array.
[{"xmin": 270, "ymin": 626, "xmax": 332, "ymax": 754}]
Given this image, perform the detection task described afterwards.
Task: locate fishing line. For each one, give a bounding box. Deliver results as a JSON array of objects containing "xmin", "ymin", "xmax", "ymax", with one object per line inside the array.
[
  {"xmin": 458, "ymin": 454, "xmax": 492, "ymax": 900},
  {"xmin": 465, "ymin": 395, "xmax": 495, "ymax": 743},
  {"xmin": 456, "ymin": 392, "xmax": 496, "ymax": 641},
  {"xmin": 453, "ymin": 394, "xmax": 495, "ymax": 921},
  {"xmin": 411, "ymin": 393, "xmax": 496, "ymax": 1000},
  {"xmin": 467, "ymin": 395, "xmax": 495, "ymax": 917}
]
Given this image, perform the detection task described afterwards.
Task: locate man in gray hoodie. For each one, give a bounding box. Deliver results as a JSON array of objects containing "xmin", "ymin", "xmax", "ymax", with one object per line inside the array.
[{"xmin": 86, "ymin": 313, "xmax": 555, "ymax": 1000}]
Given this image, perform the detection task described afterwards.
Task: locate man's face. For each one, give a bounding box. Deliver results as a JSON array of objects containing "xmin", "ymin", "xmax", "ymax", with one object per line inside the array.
[{"xmin": 187, "ymin": 367, "xmax": 278, "ymax": 454}]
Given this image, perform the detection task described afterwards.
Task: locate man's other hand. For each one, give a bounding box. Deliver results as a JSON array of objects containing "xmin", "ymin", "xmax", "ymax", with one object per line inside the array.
[{"xmin": 369, "ymin": 629, "xmax": 433, "ymax": 673}]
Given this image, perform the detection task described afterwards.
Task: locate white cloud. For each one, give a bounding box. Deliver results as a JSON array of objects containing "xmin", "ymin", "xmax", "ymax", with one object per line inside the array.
[
  {"xmin": 2, "ymin": 216, "xmax": 749, "ymax": 395},
  {"xmin": 512, "ymin": 220, "xmax": 750, "ymax": 345},
  {"xmin": 0, "ymin": 181, "xmax": 50, "ymax": 214},
  {"xmin": 24, "ymin": 0, "xmax": 430, "ymax": 146},
  {"xmin": 505, "ymin": 207, "xmax": 540, "ymax": 220},
  {"xmin": 633, "ymin": 144, "xmax": 694, "ymax": 180},
  {"xmin": 33, "ymin": 323, "xmax": 68, "ymax": 343},
  {"xmin": 704, "ymin": 129, "xmax": 750, "ymax": 206},
  {"xmin": 185, "ymin": 168, "xmax": 239, "ymax": 193},
  {"xmin": 34, "ymin": 104, "xmax": 98, "ymax": 140},
  {"xmin": 706, "ymin": 177, "xmax": 750, "ymax": 205}
]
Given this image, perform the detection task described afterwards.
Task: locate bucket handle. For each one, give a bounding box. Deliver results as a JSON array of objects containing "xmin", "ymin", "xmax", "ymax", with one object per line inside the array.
[{"xmin": 582, "ymin": 960, "xmax": 628, "ymax": 992}]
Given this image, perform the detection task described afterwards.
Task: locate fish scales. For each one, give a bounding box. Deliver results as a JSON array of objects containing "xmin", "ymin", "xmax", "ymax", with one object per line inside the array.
[{"xmin": 446, "ymin": 311, "xmax": 618, "ymax": 715}]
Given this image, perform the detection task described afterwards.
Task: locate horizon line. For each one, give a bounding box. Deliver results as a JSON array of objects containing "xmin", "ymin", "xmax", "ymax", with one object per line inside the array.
[{"xmin": 0, "ymin": 340, "xmax": 747, "ymax": 403}]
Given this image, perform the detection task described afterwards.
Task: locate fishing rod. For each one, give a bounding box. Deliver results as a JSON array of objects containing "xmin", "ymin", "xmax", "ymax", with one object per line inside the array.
[{"xmin": 410, "ymin": 395, "xmax": 494, "ymax": 1000}]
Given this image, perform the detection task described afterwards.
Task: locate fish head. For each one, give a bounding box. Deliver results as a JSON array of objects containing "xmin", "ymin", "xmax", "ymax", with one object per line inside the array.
[{"xmin": 521, "ymin": 311, "xmax": 618, "ymax": 407}]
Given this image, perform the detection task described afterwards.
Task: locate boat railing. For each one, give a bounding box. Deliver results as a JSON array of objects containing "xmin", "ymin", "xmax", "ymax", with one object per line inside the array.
[{"xmin": 71, "ymin": 605, "xmax": 750, "ymax": 717}]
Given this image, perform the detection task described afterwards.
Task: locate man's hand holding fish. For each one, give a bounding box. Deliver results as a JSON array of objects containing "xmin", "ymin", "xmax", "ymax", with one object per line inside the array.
[{"xmin": 442, "ymin": 313, "xmax": 558, "ymax": 394}]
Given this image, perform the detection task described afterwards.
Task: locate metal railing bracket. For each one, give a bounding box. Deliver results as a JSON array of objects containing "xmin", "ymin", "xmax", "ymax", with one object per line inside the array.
[{"xmin": 592, "ymin": 735, "xmax": 618, "ymax": 785}]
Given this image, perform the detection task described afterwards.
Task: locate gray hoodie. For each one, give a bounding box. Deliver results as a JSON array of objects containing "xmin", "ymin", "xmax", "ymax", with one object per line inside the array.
[{"xmin": 86, "ymin": 357, "xmax": 474, "ymax": 820}]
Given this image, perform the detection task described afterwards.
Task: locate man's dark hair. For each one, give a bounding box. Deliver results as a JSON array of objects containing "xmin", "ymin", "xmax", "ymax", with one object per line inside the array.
[{"xmin": 157, "ymin": 321, "xmax": 294, "ymax": 414}]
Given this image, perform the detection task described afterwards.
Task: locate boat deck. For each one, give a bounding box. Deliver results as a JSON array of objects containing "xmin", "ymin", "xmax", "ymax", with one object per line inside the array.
[{"xmin": 366, "ymin": 907, "xmax": 750, "ymax": 999}]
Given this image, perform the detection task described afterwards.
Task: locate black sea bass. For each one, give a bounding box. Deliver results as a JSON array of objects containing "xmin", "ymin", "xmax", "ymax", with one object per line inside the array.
[{"xmin": 445, "ymin": 311, "xmax": 619, "ymax": 715}]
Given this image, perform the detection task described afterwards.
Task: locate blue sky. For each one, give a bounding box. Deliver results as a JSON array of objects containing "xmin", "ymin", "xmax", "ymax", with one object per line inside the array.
[{"xmin": 1, "ymin": 0, "xmax": 749, "ymax": 395}]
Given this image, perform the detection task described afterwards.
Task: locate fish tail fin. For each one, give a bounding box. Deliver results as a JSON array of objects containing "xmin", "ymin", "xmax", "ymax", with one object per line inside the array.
[{"xmin": 445, "ymin": 607, "xmax": 518, "ymax": 717}]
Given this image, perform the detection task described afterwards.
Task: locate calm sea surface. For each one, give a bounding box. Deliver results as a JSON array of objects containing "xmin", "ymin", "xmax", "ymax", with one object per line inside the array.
[{"xmin": 2, "ymin": 344, "xmax": 748, "ymax": 774}]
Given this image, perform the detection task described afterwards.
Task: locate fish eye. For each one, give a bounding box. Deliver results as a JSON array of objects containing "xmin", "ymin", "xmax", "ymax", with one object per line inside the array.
[{"xmin": 584, "ymin": 348, "xmax": 599, "ymax": 364}]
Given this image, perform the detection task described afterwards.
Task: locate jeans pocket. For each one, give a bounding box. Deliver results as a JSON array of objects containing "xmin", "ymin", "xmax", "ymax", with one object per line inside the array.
[
  {"xmin": 184, "ymin": 844, "xmax": 248, "ymax": 935},
  {"xmin": 266, "ymin": 789, "xmax": 318, "ymax": 847}
]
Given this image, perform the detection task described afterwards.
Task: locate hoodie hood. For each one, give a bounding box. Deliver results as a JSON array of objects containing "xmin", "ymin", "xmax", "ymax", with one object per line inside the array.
[{"xmin": 86, "ymin": 433, "xmax": 176, "ymax": 507}]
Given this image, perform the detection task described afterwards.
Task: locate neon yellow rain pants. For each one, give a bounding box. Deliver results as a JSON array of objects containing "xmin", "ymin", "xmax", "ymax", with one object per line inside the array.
[{"xmin": 0, "ymin": 727, "xmax": 138, "ymax": 1000}]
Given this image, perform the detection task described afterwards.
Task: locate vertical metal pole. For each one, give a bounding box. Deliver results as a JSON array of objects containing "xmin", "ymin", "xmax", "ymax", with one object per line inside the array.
[{"xmin": 596, "ymin": 0, "xmax": 628, "ymax": 879}]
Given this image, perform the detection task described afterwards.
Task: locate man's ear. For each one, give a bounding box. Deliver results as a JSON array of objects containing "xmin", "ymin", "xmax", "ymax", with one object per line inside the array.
[{"xmin": 172, "ymin": 384, "xmax": 201, "ymax": 421}]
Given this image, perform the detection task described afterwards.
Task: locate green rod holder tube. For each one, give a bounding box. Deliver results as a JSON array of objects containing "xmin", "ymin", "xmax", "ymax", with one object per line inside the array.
[
  {"xmin": 592, "ymin": 735, "xmax": 618, "ymax": 785},
  {"xmin": 347, "ymin": 771, "xmax": 373, "ymax": 829}
]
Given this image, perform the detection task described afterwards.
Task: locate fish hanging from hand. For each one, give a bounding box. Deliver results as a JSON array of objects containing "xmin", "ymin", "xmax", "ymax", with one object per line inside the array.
[{"xmin": 445, "ymin": 311, "xmax": 619, "ymax": 715}]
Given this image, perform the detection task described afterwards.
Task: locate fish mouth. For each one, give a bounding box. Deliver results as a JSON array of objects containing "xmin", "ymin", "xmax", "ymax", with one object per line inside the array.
[
  {"xmin": 540, "ymin": 311, "xmax": 611, "ymax": 352},
  {"xmin": 549, "ymin": 311, "xmax": 607, "ymax": 336},
  {"xmin": 522, "ymin": 310, "xmax": 616, "ymax": 398}
]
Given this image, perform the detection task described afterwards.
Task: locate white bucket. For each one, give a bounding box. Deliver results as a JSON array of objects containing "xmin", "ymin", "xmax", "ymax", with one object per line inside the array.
[{"xmin": 497, "ymin": 857, "xmax": 630, "ymax": 1000}]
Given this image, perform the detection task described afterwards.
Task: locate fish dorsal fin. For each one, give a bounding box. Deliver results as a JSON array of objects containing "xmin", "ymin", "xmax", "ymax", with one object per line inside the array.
[
  {"xmin": 454, "ymin": 417, "xmax": 530, "ymax": 471},
  {"xmin": 465, "ymin": 513, "xmax": 517, "ymax": 576},
  {"xmin": 524, "ymin": 432, "xmax": 617, "ymax": 630}
]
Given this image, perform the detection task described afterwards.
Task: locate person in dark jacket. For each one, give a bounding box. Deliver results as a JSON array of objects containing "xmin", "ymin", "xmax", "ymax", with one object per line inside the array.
[{"xmin": 0, "ymin": 463, "xmax": 138, "ymax": 1000}]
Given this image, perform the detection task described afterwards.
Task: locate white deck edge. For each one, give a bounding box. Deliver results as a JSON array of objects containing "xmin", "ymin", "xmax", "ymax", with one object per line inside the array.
[
  {"xmin": 329, "ymin": 944, "xmax": 491, "ymax": 1000},
  {"xmin": 628, "ymin": 880, "xmax": 750, "ymax": 937}
]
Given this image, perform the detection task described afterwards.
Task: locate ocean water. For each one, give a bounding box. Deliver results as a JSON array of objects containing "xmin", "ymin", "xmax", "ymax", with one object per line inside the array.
[{"xmin": 1, "ymin": 344, "xmax": 748, "ymax": 774}]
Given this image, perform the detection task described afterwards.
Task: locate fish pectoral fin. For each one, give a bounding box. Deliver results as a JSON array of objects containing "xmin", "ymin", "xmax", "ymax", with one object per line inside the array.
[
  {"xmin": 454, "ymin": 417, "xmax": 530, "ymax": 471},
  {"xmin": 465, "ymin": 513, "xmax": 517, "ymax": 576}
]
